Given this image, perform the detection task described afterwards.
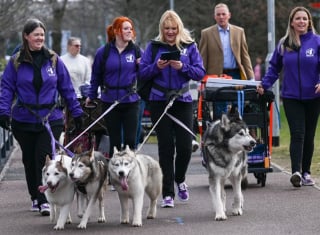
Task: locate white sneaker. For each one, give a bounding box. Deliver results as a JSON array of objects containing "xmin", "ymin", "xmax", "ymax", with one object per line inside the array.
[
  {"xmin": 290, "ymin": 172, "xmax": 302, "ymax": 187},
  {"xmin": 192, "ymin": 140, "xmax": 199, "ymax": 152}
]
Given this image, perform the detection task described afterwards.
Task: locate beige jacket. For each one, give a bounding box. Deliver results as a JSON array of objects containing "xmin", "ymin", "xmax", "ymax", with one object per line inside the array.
[{"xmin": 199, "ymin": 24, "xmax": 254, "ymax": 80}]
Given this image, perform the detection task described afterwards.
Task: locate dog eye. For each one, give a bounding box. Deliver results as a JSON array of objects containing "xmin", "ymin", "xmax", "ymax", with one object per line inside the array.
[{"xmin": 238, "ymin": 131, "xmax": 244, "ymax": 136}]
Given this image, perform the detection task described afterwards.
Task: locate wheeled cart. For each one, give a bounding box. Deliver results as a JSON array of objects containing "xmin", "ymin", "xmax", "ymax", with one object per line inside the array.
[{"xmin": 197, "ymin": 76, "xmax": 274, "ymax": 187}]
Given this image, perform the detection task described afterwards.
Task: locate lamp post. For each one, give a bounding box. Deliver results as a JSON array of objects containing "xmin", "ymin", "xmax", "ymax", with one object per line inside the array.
[{"xmin": 170, "ymin": 0, "xmax": 174, "ymax": 10}]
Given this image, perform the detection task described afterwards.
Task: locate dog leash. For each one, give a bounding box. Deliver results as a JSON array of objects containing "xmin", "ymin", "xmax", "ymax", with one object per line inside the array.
[
  {"xmin": 43, "ymin": 121, "xmax": 74, "ymax": 158},
  {"xmin": 166, "ymin": 113, "xmax": 197, "ymax": 138},
  {"xmin": 64, "ymin": 92, "xmax": 133, "ymax": 149},
  {"xmin": 136, "ymin": 96, "xmax": 177, "ymax": 153}
]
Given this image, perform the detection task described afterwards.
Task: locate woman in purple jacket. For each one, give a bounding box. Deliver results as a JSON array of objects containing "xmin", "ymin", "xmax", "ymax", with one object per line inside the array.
[
  {"xmin": 0, "ymin": 19, "xmax": 83, "ymax": 215},
  {"xmin": 257, "ymin": 7, "xmax": 320, "ymax": 187},
  {"xmin": 86, "ymin": 16, "xmax": 141, "ymax": 159},
  {"xmin": 139, "ymin": 10, "xmax": 205, "ymax": 208}
]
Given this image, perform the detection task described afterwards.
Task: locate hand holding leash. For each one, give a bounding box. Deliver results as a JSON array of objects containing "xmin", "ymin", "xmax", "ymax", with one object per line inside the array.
[{"xmin": 0, "ymin": 115, "xmax": 11, "ymax": 131}]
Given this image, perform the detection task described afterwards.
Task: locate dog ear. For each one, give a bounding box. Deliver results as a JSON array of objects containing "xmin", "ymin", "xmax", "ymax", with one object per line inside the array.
[
  {"xmin": 89, "ymin": 147, "xmax": 95, "ymax": 162},
  {"xmin": 125, "ymin": 145, "xmax": 130, "ymax": 152},
  {"xmin": 45, "ymin": 155, "xmax": 51, "ymax": 164},
  {"xmin": 221, "ymin": 114, "xmax": 231, "ymax": 131},
  {"xmin": 113, "ymin": 146, "xmax": 119, "ymax": 155},
  {"xmin": 74, "ymin": 144, "xmax": 83, "ymax": 154}
]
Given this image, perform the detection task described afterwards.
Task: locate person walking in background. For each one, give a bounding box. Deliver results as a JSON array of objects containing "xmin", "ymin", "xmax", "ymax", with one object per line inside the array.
[
  {"xmin": 139, "ymin": 10, "xmax": 205, "ymax": 208},
  {"xmin": 61, "ymin": 37, "xmax": 91, "ymax": 98},
  {"xmin": 253, "ymin": 56, "xmax": 265, "ymax": 81},
  {"xmin": 85, "ymin": 16, "xmax": 141, "ymax": 158},
  {"xmin": 257, "ymin": 6, "xmax": 320, "ymax": 187},
  {"xmin": 0, "ymin": 18, "xmax": 83, "ymax": 215},
  {"xmin": 199, "ymin": 3, "xmax": 254, "ymax": 119},
  {"xmin": 199, "ymin": 3, "xmax": 254, "ymax": 80}
]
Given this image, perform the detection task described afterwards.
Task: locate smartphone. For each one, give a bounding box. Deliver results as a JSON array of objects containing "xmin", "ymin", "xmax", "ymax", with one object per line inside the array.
[{"xmin": 160, "ymin": 50, "xmax": 180, "ymax": 61}]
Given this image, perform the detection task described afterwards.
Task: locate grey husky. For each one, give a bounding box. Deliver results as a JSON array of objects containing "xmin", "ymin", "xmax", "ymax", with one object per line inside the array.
[
  {"xmin": 202, "ymin": 113, "xmax": 256, "ymax": 220},
  {"xmin": 69, "ymin": 147, "xmax": 108, "ymax": 229},
  {"xmin": 109, "ymin": 145, "xmax": 162, "ymax": 227}
]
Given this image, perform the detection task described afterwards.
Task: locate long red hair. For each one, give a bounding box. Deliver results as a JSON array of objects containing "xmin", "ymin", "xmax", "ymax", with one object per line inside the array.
[{"xmin": 106, "ymin": 16, "xmax": 136, "ymax": 42}]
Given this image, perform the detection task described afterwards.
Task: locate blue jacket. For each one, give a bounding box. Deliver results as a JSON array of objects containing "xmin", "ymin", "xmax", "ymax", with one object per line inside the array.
[
  {"xmin": 88, "ymin": 41, "xmax": 141, "ymax": 103},
  {"xmin": 139, "ymin": 41, "xmax": 205, "ymax": 102},
  {"xmin": 0, "ymin": 48, "xmax": 83, "ymax": 124},
  {"xmin": 262, "ymin": 31, "xmax": 320, "ymax": 100}
]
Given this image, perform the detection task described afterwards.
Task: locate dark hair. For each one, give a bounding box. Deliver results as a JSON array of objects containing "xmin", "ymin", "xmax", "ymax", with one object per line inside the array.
[{"xmin": 21, "ymin": 18, "xmax": 46, "ymax": 60}]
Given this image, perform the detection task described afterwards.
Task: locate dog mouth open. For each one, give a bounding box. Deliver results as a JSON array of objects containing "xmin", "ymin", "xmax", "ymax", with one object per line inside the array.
[
  {"xmin": 38, "ymin": 183, "xmax": 59, "ymax": 193},
  {"xmin": 118, "ymin": 172, "xmax": 129, "ymax": 191}
]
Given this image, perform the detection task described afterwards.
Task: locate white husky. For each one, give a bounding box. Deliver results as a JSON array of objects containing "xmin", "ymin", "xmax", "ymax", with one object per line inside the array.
[
  {"xmin": 39, "ymin": 154, "xmax": 74, "ymax": 230},
  {"xmin": 202, "ymin": 113, "xmax": 256, "ymax": 220},
  {"xmin": 109, "ymin": 146, "xmax": 163, "ymax": 227}
]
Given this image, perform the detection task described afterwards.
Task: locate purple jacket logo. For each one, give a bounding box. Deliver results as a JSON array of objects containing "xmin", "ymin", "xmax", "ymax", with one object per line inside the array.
[
  {"xmin": 306, "ymin": 48, "xmax": 315, "ymax": 57},
  {"xmin": 46, "ymin": 66, "xmax": 56, "ymax": 76}
]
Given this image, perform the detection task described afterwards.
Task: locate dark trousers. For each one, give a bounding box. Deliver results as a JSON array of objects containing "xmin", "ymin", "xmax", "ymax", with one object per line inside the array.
[
  {"xmin": 103, "ymin": 101, "xmax": 139, "ymax": 157},
  {"xmin": 150, "ymin": 101, "xmax": 193, "ymax": 198},
  {"xmin": 283, "ymin": 98, "xmax": 320, "ymax": 174},
  {"xmin": 12, "ymin": 125, "xmax": 63, "ymax": 205}
]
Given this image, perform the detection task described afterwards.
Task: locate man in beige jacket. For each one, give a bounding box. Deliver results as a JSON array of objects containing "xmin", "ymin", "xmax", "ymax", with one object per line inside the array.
[{"xmin": 199, "ymin": 3, "xmax": 254, "ymax": 80}]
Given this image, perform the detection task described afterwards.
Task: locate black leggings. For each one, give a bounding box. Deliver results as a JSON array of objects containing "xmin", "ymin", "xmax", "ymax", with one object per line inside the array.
[
  {"xmin": 103, "ymin": 101, "xmax": 139, "ymax": 157},
  {"xmin": 12, "ymin": 125, "xmax": 63, "ymax": 205},
  {"xmin": 150, "ymin": 101, "xmax": 193, "ymax": 198},
  {"xmin": 283, "ymin": 98, "xmax": 320, "ymax": 174}
]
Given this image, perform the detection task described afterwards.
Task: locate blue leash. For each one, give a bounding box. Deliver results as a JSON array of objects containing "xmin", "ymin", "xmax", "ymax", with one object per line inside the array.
[
  {"xmin": 44, "ymin": 121, "xmax": 74, "ymax": 159},
  {"xmin": 237, "ymin": 90, "xmax": 244, "ymax": 118}
]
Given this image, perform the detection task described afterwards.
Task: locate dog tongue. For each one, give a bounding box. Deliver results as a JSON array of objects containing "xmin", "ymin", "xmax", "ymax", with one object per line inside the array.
[
  {"xmin": 38, "ymin": 185, "xmax": 48, "ymax": 193},
  {"xmin": 120, "ymin": 177, "xmax": 128, "ymax": 191}
]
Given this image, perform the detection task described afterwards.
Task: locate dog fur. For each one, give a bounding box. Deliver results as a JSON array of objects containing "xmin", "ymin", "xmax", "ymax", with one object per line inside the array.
[
  {"xmin": 69, "ymin": 147, "xmax": 108, "ymax": 229},
  {"xmin": 202, "ymin": 113, "xmax": 256, "ymax": 220},
  {"xmin": 39, "ymin": 154, "xmax": 75, "ymax": 230},
  {"xmin": 108, "ymin": 145, "xmax": 162, "ymax": 227}
]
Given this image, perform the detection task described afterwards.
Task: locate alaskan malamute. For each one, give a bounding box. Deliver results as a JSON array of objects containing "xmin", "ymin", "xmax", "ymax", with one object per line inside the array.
[
  {"xmin": 202, "ymin": 113, "xmax": 256, "ymax": 220},
  {"xmin": 109, "ymin": 146, "xmax": 162, "ymax": 227}
]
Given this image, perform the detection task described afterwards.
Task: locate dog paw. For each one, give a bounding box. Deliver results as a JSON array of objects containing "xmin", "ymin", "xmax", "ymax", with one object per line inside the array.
[
  {"xmin": 120, "ymin": 220, "xmax": 130, "ymax": 224},
  {"xmin": 132, "ymin": 222, "xmax": 142, "ymax": 227},
  {"xmin": 98, "ymin": 216, "xmax": 106, "ymax": 223},
  {"xmin": 232, "ymin": 207, "xmax": 243, "ymax": 216},
  {"xmin": 77, "ymin": 223, "xmax": 87, "ymax": 229},
  {"xmin": 53, "ymin": 224, "xmax": 65, "ymax": 230},
  {"xmin": 215, "ymin": 213, "xmax": 227, "ymax": 221}
]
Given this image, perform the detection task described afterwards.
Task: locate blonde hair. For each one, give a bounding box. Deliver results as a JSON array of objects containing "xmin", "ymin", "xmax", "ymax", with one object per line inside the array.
[
  {"xmin": 155, "ymin": 10, "xmax": 194, "ymax": 50},
  {"xmin": 280, "ymin": 6, "xmax": 315, "ymax": 51}
]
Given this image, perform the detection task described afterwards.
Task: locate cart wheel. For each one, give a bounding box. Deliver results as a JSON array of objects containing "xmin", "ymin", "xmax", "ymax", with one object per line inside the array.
[
  {"xmin": 261, "ymin": 173, "xmax": 266, "ymax": 187},
  {"xmin": 253, "ymin": 173, "xmax": 267, "ymax": 187}
]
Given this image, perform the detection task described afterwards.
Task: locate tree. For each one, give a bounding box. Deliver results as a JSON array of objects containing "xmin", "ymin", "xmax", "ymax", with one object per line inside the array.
[{"xmin": 48, "ymin": 0, "xmax": 68, "ymax": 55}]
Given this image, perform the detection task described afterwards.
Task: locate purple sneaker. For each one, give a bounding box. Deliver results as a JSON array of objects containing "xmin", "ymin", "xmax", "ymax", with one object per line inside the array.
[
  {"xmin": 39, "ymin": 203, "xmax": 50, "ymax": 216},
  {"xmin": 161, "ymin": 196, "xmax": 174, "ymax": 208},
  {"xmin": 177, "ymin": 182, "xmax": 189, "ymax": 201},
  {"xmin": 302, "ymin": 172, "xmax": 315, "ymax": 186},
  {"xmin": 30, "ymin": 199, "xmax": 39, "ymax": 212}
]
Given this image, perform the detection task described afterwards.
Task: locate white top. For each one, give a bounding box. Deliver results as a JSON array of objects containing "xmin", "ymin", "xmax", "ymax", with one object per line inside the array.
[{"xmin": 61, "ymin": 52, "xmax": 92, "ymax": 98}]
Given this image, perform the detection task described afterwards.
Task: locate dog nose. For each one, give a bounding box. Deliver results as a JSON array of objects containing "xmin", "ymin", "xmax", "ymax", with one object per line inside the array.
[
  {"xmin": 69, "ymin": 173, "xmax": 74, "ymax": 178},
  {"xmin": 250, "ymin": 140, "xmax": 256, "ymax": 147},
  {"xmin": 119, "ymin": 171, "xmax": 124, "ymax": 177}
]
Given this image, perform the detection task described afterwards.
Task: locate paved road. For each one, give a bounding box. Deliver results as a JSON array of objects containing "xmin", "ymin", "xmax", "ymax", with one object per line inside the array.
[{"xmin": 0, "ymin": 141, "xmax": 320, "ymax": 235}]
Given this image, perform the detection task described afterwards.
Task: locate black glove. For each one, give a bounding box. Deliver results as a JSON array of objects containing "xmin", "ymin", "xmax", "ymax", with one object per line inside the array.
[
  {"xmin": 0, "ymin": 115, "xmax": 11, "ymax": 130},
  {"xmin": 74, "ymin": 116, "xmax": 83, "ymax": 131}
]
